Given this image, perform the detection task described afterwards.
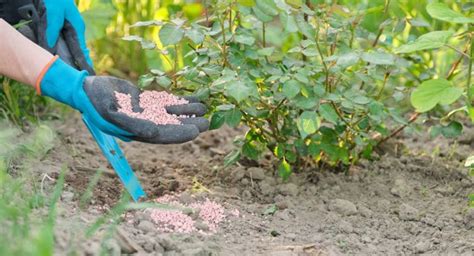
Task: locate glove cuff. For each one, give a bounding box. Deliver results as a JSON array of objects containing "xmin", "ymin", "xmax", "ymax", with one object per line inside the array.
[{"xmin": 38, "ymin": 56, "xmax": 88, "ymax": 109}]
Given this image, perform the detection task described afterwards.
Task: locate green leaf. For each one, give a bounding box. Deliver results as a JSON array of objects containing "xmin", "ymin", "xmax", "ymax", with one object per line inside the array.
[
  {"xmin": 361, "ymin": 52, "xmax": 395, "ymax": 65},
  {"xmin": 410, "ymin": 79, "xmax": 463, "ymax": 112},
  {"xmin": 336, "ymin": 52, "xmax": 360, "ymax": 67},
  {"xmin": 137, "ymin": 74, "xmax": 154, "ymax": 88},
  {"xmin": 242, "ymin": 142, "xmax": 260, "ymax": 160},
  {"xmin": 225, "ymin": 108, "xmax": 243, "ymax": 127},
  {"xmin": 263, "ymin": 204, "xmax": 278, "ymax": 215},
  {"xmin": 278, "ymin": 159, "xmax": 292, "ymax": 180},
  {"xmin": 252, "ymin": 6, "xmax": 274, "ymax": 22},
  {"xmin": 81, "ymin": 1, "xmax": 116, "ymax": 40},
  {"xmin": 297, "ymin": 111, "xmax": 320, "ymax": 138},
  {"xmin": 302, "ymin": 48, "xmax": 318, "ymax": 57},
  {"xmin": 155, "ymin": 76, "xmax": 172, "ymax": 88},
  {"xmin": 238, "ymin": 0, "xmax": 256, "ymax": 7},
  {"xmin": 440, "ymin": 121, "xmax": 463, "ymax": 138},
  {"xmin": 286, "ymin": 0, "xmax": 303, "ymax": 8},
  {"xmin": 235, "ymin": 34, "xmax": 256, "ymax": 45},
  {"xmin": 296, "ymin": 14, "xmax": 315, "ymax": 39},
  {"xmin": 210, "ymin": 112, "xmax": 226, "ymax": 130},
  {"xmin": 129, "ymin": 20, "xmax": 163, "ymax": 27},
  {"xmin": 395, "ymin": 31, "xmax": 454, "ymax": 54},
  {"xmin": 464, "ymin": 155, "xmax": 474, "ymax": 168},
  {"xmin": 257, "ymin": 47, "xmax": 275, "ymax": 56},
  {"xmin": 159, "ymin": 23, "xmax": 185, "ymax": 46},
  {"xmin": 224, "ymin": 150, "xmax": 241, "ymax": 167},
  {"xmin": 319, "ymin": 104, "xmax": 339, "ymax": 124},
  {"xmin": 280, "ymin": 12, "xmax": 298, "ymax": 33},
  {"xmin": 256, "ymin": 0, "xmax": 279, "ymax": 16},
  {"xmin": 282, "ymin": 80, "xmax": 301, "ymax": 99},
  {"xmin": 427, "ymin": 3, "xmax": 474, "ymax": 24},
  {"xmin": 185, "ymin": 29, "xmax": 205, "ymax": 44},
  {"xmin": 225, "ymin": 80, "xmax": 252, "ymax": 103}
]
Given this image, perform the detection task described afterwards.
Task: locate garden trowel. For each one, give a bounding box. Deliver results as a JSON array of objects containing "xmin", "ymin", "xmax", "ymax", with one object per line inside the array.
[{"xmin": 18, "ymin": 3, "xmax": 146, "ymax": 202}]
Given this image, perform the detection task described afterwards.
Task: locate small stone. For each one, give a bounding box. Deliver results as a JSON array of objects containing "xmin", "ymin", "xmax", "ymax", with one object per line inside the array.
[
  {"xmin": 137, "ymin": 220, "xmax": 155, "ymax": 234},
  {"xmin": 414, "ymin": 241, "xmax": 431, "ymax": 253},
  {"xmin": 181, "ymin": 248, "xmax": 208, "ymax": 256},
  {"xmin": 195, "ymin": 221, "xmax": 210, "ymax": 232},
  {"xmin": 358, "ymin": 205, "xmax": 373, "ymax": 217},
  {"xmin": 279, "ymin": 183, "xmax": 299, "ymax": 196},
  {"xmin": 464, "ymin": 208, "xmax": 474, "ymax": 229},
  {"xmin": 190, "ymin": 208, "xmax": 201, "ymax": 220},
  {"xmin": 285, "ymin": 233, "xmax": 297, "ymax": 241},
  {"xmin": 154, "ymin": 243, "xmax": 165, "ymax": 254},
  {"xmin": 231, "ymin": 167, "xmax": 246, "ymax": 182},
  {"xmin": 259, "ymin": 181, "xmax": 276, "ymax": 196},
  {"xmin": 398, "ymin": 203, "xmax": 420, "ymax": 221},
  {"xmin": 178, "ymin": 191, "xmax": 193, "ymax": 204},
  {"xmin": 142, "ymin": 237, "xmax": 155, "ymax": 253},
  {"xmin": 338, "ymin": 220, "xmax": 354, "ymax": 233},
  {"xmin": 247, "ymin": 167, "xmax": 266, "ymax": 180},
  {"xmin": 61, "ymin": 191, "xmax": 74, "ymax": 203},
  {"xmin": 328, "ymin": 199, "xmax": 358, "ymax": 216},
  {"xmin": 274, "ymin": 209, "xmax": 293, "ymax": 221},
  {"xmin": 275, "ymin": 200, "xmax": 289, "ymax": 210},
  {"xmin": 155, "ymin": 235, "xmax": 177, "ymax": 251},
  {"xmin": 390, "ymin": 178, "xmax": 410, "ymax": 197},
  {"xmin": 434, "ymin": 185, "xmax": 454, "ymax": 196},
  {"xmin": 103, "ymin": 239, "xmax": 121, "ymax": 256},
  {"xmin": 242, "ymin": 190, "xmax": 252, "ymax": 200},
  {"xmin": 241, "ymin": 178, "xmax": 249, "ymax": 186}
]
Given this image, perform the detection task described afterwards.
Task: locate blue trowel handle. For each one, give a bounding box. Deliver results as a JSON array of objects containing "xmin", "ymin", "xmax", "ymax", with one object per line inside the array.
[{"xmin": 82, "ymin": 115, "xmax": 146, "ymax": 202}]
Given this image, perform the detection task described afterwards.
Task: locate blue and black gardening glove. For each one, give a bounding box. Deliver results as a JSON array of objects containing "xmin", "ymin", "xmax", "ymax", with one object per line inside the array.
[{"xmin": 8, "ymin": 0, "xmax": 209, "ymax": 144}]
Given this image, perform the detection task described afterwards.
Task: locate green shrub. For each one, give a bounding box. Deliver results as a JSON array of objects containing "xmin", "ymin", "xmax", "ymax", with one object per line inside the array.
[
  {"xmin": 127, "ymin": 1, "xmax": 473, "ymax": 177},
  {"xmin": 125, "ymin": 0, "xmax": 434, "ymax": 177}
]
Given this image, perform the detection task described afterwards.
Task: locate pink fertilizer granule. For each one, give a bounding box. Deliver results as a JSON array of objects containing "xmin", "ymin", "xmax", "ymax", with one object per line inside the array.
[
  {"xmin": 115, "ymin": 91, "xmax": 189, "ymax": 125},
  {"xmin": 190, "ymin": 199, "xmax": 225, "ymax": 232},
  {"xmin": 134, "ymin": 193, "xmax": 237, "ymax": 235},
  {"xmin": 149, "ymin": 210, "xmax": 196, "ymax": 234}
]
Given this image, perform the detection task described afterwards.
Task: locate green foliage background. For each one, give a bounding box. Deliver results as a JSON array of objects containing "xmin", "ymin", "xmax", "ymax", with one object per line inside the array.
[{"xmin": 79, "ymin": 0, "xmax": 473, "ymax": 176}]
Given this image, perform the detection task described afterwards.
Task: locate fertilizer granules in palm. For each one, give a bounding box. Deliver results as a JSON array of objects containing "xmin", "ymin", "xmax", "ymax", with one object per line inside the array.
[{"xmin": 115, "ymin": 91, "xmax": 189, "ymax": 125}]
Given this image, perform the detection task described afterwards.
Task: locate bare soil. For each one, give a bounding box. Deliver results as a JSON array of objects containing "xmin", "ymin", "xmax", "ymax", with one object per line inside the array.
[{"xmin": 38, "ymin": 114, "xmax": 473, "ymax": 255}]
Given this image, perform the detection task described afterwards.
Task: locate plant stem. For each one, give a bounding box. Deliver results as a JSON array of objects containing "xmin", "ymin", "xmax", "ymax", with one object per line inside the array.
[
  {"xmin": 376, "ymin": 112, "xmax": 420, "ymax": 147},
  {"xmin": 446, "ymin": 44, "xmax": 469, "ymax": 80},
  {"xmin": 220, "ymin": 16, "xmax": 228, "ymax": 67},
  {"xmin": 262, "ymin": 22, "xmax": 266, "ymax": 48},
  {"xmin": 467, "ymin": 33, "xmax": 474, "ymax": 103},
  {"xmin": 376, "ymin": 72, "xmax": 391, "ymax": 99},
  {"xmin": 315, "ymin": 25, "xmax": 330, "ymax": 91}
]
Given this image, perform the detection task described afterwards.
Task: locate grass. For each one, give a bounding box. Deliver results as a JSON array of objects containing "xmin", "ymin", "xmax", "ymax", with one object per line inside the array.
[
  {"xmin": 0, "ymin": 77, "xmax": 53, "ymax": 127},
  {"xmin": 0, "ymin": 123, "xmax": 58, "ymax": 255},
  {"xmin": 0, "ymin": 121, "xmax": 176, "ymax": 254}
]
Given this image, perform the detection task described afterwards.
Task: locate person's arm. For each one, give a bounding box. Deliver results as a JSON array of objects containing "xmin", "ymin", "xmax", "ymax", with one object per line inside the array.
[
  {"xmin": 0, "ymin": 18, "xmax": 208, "ymax": 144},
  {"xmin": 0, "ymin": 18, "xmax": 54, "ymax": 86}
]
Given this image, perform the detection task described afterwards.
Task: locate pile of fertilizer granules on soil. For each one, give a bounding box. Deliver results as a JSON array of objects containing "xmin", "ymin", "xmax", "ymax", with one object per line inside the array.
[
  {"xmin": 115, "ymin": 91, "xmax": 189, "ymax": 125},
  {"xmin": 127, "ymin": 193, "xmax": 240, "ymax": 235}
]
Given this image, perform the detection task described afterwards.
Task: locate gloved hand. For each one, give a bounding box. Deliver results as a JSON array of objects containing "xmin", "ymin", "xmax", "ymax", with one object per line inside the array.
[
  {"xmin": 39, "ymin": 57, "xmax": 209, "ymax": 144},
  {"xmin": 23, "ymin": 0, "xmax": 95, "ymax": 74}
]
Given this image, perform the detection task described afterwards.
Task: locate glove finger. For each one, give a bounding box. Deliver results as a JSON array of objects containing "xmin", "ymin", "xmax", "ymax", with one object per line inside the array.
[
  {"xmin": 41, "ymin": 2, "xmax": 64, "ymax": 49},
  {"xmin": 136, "ymin": 124, "xmax": 200, "ymax": 144},
  {"xmin": 62, "ymin": 21, "xmax": 95, "ymax": 74},
  {"xmin": 101, "ymin": 111, "xmax": 201, "ymax": 144},
  {"xmin": 182, "ymin": 96, "xmax": 200, "ymax": 103},
  {"xmin": 18, "ymin": 25, "xmax": 37, "ymax": 43},
  {"xmin": 178, "ymin": 117, "xmax": 209, "ymax": 133},
  {"xmin": 64, "ymin": 3, "xmax": 95, "ymax": 69},
  {"xmin": 165, "ymin": 103, "xmax": 207, "ymax": 116}
]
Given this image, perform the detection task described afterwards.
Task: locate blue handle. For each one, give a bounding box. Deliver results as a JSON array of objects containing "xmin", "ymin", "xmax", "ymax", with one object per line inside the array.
[{"xmin": 82, "ymin": 115, "xmax": 146, "ymax": 202}]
